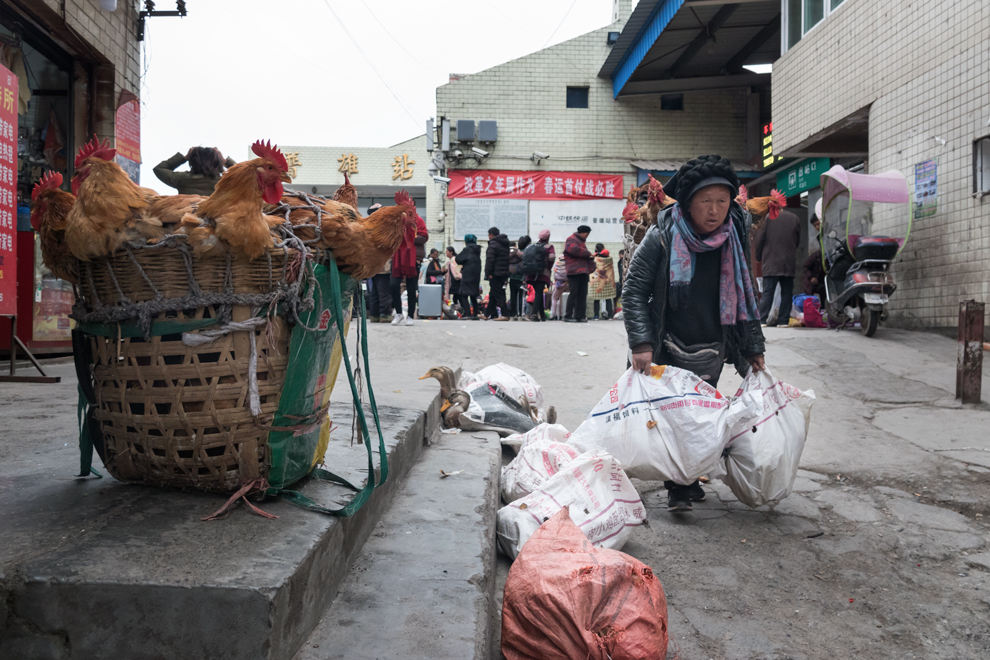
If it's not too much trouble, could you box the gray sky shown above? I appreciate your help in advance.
[138,0,626,186]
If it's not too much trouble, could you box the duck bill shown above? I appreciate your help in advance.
[440,400,452,413]
[418,373,431,380]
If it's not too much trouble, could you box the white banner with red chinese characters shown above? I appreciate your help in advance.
[529,199,626,243]
[447,169,623,201]
[0,64,17,316]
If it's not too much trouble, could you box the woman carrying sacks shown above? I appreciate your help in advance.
[622,154,767,513]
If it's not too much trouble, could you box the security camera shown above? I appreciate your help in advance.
[452,149,463,158]
[433,175,452,183]
[472,147,489,157]
[532,151,549,160]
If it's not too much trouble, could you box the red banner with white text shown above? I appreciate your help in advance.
[447,169,623,200]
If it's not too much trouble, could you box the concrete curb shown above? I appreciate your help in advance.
[292,430,503,660]
[0,396,444,660]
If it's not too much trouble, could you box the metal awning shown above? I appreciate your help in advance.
[631,159,761,175]
[601,0,780,98]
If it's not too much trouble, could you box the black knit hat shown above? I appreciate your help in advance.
[663,155,739,203]
[577,224,592,234]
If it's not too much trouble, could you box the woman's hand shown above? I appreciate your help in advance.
[747,354,766,372]
[631,350,653,374]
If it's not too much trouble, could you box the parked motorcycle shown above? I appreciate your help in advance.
[818,166,913,337]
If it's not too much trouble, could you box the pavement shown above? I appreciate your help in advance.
[355,316,990,660]
[3,316,990,659]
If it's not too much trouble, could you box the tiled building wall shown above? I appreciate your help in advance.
[432,17,752,249]
[773,0,990,331]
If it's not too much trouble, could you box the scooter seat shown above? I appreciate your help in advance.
[851,235,900,261]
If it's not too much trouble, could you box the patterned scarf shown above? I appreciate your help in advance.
[668,203,759,325]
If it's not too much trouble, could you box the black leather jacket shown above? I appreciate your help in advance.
[622,202,766,376]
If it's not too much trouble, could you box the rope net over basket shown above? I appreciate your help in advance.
[72,193,353,492]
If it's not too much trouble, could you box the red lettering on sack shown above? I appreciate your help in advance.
[317,309,331,331]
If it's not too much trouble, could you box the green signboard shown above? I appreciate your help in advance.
[776,158,830,197]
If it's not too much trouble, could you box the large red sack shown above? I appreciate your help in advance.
[501,507,668,660]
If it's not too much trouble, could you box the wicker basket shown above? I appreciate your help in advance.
[76,246,311,492]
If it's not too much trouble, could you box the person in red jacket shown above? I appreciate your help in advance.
[563,225,594,323]
[390,211,428,326]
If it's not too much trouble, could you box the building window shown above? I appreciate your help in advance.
[660,94,684,111]
[566,87,589,108]
[975,137,990,196]
[785,0,845,51]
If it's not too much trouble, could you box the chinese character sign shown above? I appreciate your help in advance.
[338,153,358,174]
[447,169,623,201]
[392,154,415,180]
[0,64,16,316]
[115,100,141,163]
[285,151,301,179]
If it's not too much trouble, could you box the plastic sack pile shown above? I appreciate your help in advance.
[501,508,668,660]
[569,366,760,485]
[497,448,646,559]
[718,369,815,507]
[453,363,551,436]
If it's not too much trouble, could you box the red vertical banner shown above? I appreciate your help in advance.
[0,63,17,317]
[115,100,141,163]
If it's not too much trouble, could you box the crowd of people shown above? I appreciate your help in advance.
[364,220,625,324]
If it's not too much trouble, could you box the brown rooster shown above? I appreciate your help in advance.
[318,191,418,280]
[331,172,358,209]
[182,140,291,259]
[64,136,169,260]
[30,171,77,283]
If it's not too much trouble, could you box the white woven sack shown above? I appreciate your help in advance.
[460,363,545,414]
[720,369,815,508]
[501,422,571,453]
[496,449,645,560]
[569,366,760,484]
[501,438,579,503]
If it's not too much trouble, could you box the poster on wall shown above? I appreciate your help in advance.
[0,64,17,317]
[115,99,141,184]
[529,199,626,244]
[914,159,937,218]
[454,198,528,240]
[447,170,624,201]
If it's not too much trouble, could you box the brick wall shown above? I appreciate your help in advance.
[29,0,142,146]
[432,15,751,251]
[773,0,990,331]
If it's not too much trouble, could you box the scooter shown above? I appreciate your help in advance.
[818,166,912,337]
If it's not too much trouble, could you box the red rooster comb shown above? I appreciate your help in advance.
[394,190,415,209]
[736,185,748,205]
[74,134,116,168]
[251,140,288,172]
[622,202,639,223]
[32,171,63,200]
[646,174,666,206]
[768,189,786,220]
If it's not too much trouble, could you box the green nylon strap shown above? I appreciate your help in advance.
[75,385,102,479]
[277,257,388,517]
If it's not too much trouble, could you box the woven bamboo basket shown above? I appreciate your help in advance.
[75,244,326,492]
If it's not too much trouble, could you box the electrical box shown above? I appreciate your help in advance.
[425,118,434,152]
[478,120,498,143]
[456,120,475,142]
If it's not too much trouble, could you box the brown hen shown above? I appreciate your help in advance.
[64,136,168,260]
[331,172,358,209]
[30,171,77,283]
[182,140,291,259]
